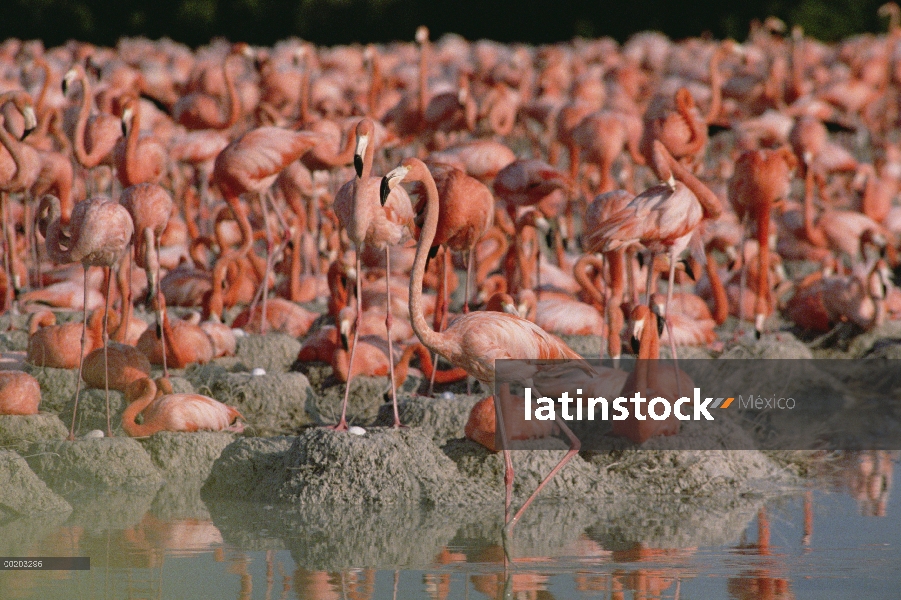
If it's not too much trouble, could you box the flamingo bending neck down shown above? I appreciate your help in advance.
[38,193,133,440]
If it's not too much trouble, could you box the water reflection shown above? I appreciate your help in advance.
[0,452,896,599]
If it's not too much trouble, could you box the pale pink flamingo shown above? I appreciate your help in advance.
[332,118,414,430]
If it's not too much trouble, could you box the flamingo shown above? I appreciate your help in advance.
[120,182,173,371]
[26,308,105,369]
[122,377,245,437]
[614,305,691,444]
[114,96,166,188]
[62,65,122,172]
[381,156,588,535]
[331,118,414,430]
[0,371,41,415]
[587,141,722,362]
[208,125,323,323]
[728,147,797,337]
[38,192,133,438]
[173,44,249,130]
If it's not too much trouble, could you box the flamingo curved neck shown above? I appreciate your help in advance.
[408,161,458,359]
[122,379,159,437]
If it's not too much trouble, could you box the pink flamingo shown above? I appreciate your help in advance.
[332,118,414,430]
[381,156,586,535]
[38,193,133,439]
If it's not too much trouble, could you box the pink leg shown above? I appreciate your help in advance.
[331,251,363,431]
[664,247,682,398]
[102,267,114,437]
[507,416,581,533]
[385,246,403,427]
[69,265,89,441]
[428,250,449,396]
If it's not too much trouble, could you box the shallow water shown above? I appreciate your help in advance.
[1,455,898,600]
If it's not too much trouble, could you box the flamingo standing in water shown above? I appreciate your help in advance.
[381,157,587,535]
[38,193,133,439]
[332,118,414,430]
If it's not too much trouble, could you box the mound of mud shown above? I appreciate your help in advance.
[25,366,78,414]
[0,413,68,453]
[307,376,390,427]
[187,364,315,434]
[279,428,468,506]
[139,431,236,480]
[374,393,482,444]
[202,436,295,501]
[25,437,163,497]
[0,450,71,518]
[235,333,302,373]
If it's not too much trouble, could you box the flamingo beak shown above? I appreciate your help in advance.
[631,335,641,355]
[339,319,351,351]
[21,106,37,140]
[380,165,409,206]
[62,69,77,95]
[121,107,132,137]
[354,133,369,178]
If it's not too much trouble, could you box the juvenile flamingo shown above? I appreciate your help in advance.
[381,157,586,534]
[38,193,133,439]
[332,118,414,430]
[122,377,245,437]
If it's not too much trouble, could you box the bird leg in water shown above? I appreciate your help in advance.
[385,245,404,427]
[331,250,363,431]
[69,264,90,440]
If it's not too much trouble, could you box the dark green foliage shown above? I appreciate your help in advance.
[0,0,895,47]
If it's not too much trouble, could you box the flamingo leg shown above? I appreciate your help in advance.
[152,240,169,378]
[69,264,89,440]
[385,245,403,427]
[103,265,113,437]
[737,211,750,335]
[1,193,15,313]
[259,193,273,334]
[465,249,473,394]
[507,415,580,532]
[644,250,655,306]
[664,246,683,398]
[428,249,449,396]
[332,250,363,431]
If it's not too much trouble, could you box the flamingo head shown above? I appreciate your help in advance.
[381,163,411,206]
[62,68,78,95]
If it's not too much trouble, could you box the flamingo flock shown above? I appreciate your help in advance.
[1,11,901,531]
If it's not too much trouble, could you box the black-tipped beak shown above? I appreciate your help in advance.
[155,322,162,339]
[682,259,696,281]
[354,154,364,178]
[636,253,645,268]
[379,176,391,205]
[656,314,665,336]
[61,80,68,95]
[754,328,762,340]
[340,332,349,351]
[630,336,640,355]
[121,122,128,137]
[20,127,35,141]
